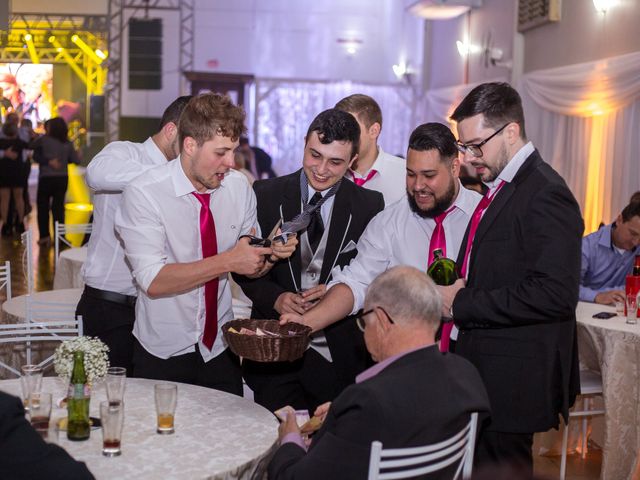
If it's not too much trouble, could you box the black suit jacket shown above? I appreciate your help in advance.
[268,346,491,480]
[235,170,384,384]
[0,391,95,479]
[452,150,583,433]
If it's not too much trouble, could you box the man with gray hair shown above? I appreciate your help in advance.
[269,266,490,479]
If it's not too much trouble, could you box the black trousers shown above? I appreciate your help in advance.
[36,176,67,240]
[243,348,340,412]
[132,340,243,396]
[475,430,534,476]
[75,287,136,375]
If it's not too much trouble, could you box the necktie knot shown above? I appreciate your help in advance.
[434,206,454,226]
[352,169,378,187]
[192,192,211,208]
[309,192,323,206]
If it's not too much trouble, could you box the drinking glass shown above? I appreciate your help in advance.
[154,383,177,434]
[20,365,43,412]
[105,367,127,405]
[29,392,52,439]
[627,293,638,325]
[615,300,625,316]
[100,401,125,457]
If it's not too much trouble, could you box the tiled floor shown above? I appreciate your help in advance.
[1,203,603,480]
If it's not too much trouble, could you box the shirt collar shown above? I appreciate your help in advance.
[598,224,614,250]
[144,136,170,165]
[171,155,221,198]
[307,184,328,199]
[452,180,481,217]
[356,345,434,383]
[484,141,535,190]
[351,146,388,178]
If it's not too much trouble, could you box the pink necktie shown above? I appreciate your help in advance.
[427,206,455,265]
[192,192,219,350]
[351,169,377,186]
[441,181,505,353]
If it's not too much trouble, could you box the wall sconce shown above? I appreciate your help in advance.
[337,37,363,57]
[593,0,618,13]
[392,61,415,84]
[456,39,480,57]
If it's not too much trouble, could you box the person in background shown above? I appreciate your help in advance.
[235,109,384,412]
[0,122,29,236]
[580,200,640,305]
[233,150,256,185]
[76,96,191,375]
[30,117,79,246]
[0,391,94,479]
[438,82,583,473]
[335,93,406,206]
[115,93,297,393]
[238,136,277,179]
[268,266,490,480]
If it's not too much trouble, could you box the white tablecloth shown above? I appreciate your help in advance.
[53,247,87,290]
[0,377,278,479]
[576,301,640,480]
[0,289,83,379]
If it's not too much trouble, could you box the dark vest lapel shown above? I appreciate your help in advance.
[282,171,303,287]
[320,181,352,283]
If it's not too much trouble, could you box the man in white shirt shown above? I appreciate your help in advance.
[114,93,297,394]
[335,94,406,206]
[280,123,481,345]
[76,95,191,374]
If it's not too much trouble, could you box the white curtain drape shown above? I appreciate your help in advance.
[254,79,416,175]
[521,51,640,233]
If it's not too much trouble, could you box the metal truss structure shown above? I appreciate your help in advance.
[107,0,194,141]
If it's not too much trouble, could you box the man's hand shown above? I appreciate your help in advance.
[275,292,307,315]
[437,278,466,316]
[270,231,298,262]
[277,406,301,443]
[280,312,305,326]
[4,146,17,160]
[300,285,326,307]
[594,290,625,306]
[313,402,331,423]
[49,158,63,170]
[226,230,272,276]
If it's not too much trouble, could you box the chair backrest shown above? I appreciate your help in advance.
[0,295,83,377]
[21,230,34,294]
[0,260,11,301]
[368,412,479,480]
[54,221,92,266]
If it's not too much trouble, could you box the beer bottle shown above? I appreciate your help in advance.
[633,255,640,276]
[67,351,90,441]
[427,248,459,286]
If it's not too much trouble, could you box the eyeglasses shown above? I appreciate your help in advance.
[355,307,395,332]
[455,123,509,158]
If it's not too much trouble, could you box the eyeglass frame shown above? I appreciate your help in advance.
[355,306,395,332]
[455,123,510,158]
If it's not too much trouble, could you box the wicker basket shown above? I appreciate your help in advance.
[223,319,312,362]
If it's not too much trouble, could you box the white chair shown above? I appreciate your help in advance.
[368,412,478,480]
[54,221,92,267]
[21,230,34,294]
[559,370,605,480]
[0,260,11,301]
[0,296,83,377]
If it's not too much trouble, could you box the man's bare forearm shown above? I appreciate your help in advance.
[147,254,231,298]
[303,283,355,332]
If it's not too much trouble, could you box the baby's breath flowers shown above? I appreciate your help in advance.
[54,336,110,383]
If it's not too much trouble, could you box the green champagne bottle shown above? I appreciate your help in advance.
[67,351,91,441]
[427,248,459,286]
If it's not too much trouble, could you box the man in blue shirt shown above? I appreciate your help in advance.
[580,201,640,304]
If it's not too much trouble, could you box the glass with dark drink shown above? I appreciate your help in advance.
[100,401,124,457]
[28,392,52,439]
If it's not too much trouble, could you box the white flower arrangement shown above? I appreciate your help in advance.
[54,336,110,383]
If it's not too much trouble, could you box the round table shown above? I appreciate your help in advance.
[1,289,83,380]
[0,377,278,479]
[2,288,83,323]
[53,247,88,290]
[576,301,640,480]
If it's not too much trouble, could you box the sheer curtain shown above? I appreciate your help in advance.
[521,51,640,233]
[254,79,416,175]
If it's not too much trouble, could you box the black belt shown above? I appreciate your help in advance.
[84,285,137,307]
